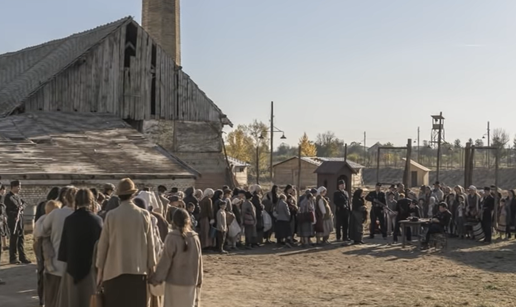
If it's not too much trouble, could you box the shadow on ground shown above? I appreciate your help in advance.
[341,236,516,273]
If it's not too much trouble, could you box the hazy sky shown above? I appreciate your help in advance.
[2,1,516,148]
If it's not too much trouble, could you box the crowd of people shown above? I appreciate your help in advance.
[0,177,515,306]
[366,181,515,248]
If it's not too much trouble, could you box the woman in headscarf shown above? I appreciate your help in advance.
[297,192,315,247]
[250,185,265,246]
[194,189,203,202]
[262,185,278,244]
[199,189,215,250]
[134,198,165,307]
[315,187,333,245]
[285,186,299,243]
[274,194,291,247]
[241,191,257,249]
[349,188,366,245]
[57,189,103,307]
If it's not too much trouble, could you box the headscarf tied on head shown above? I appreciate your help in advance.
[317,186,327,196]
[203,188,214,199]
[250,184,262,195]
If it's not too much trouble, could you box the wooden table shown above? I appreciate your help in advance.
[399,219,430,248]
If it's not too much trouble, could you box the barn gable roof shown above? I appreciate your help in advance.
[0,17,132,118]
[0,111,199,179]
[0,17,232,126]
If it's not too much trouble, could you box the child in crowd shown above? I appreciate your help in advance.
[187,203,198,231]
[216,201,228,254]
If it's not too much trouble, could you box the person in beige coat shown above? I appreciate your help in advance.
[96,178,156,307]
[150,208,203,307]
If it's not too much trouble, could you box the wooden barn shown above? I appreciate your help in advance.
[0,12,233,190]
[273,157,364,189]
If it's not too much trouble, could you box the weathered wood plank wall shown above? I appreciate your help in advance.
[23,21,226,124]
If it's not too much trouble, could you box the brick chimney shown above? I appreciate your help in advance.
[142,0,181,66]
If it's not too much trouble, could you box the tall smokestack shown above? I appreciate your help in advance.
[142,0,181,66]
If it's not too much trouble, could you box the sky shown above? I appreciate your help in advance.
[2,0,516,149]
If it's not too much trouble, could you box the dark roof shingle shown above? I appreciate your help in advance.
[0,111,198,178]
[0,17,132,117]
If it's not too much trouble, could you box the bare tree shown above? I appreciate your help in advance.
[492,128,509,148]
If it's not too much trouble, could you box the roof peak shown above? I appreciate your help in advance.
[0,16,133,59]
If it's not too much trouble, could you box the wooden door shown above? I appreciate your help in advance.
[411,171,418,187]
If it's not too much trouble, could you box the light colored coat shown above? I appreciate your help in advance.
[96,200,156,282]
[153,230,203,287]
[42,206,74,277]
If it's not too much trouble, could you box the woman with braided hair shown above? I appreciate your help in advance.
[150,208,203,307]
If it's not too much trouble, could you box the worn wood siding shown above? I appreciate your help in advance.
[273,159,318,188]
[24,28,123,114]
[174,121,222,152]
[174,151,228,189]
[23,22,226,124]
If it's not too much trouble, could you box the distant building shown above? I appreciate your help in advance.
[314,160,359,205]
[273,157,364,189]
[227,156,250,187]
[402,158,431,187]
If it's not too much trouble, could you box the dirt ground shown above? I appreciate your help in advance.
[1,234,516,307]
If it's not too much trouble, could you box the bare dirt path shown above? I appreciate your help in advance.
[1,236,516,307]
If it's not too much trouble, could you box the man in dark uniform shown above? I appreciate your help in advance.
[482,186,495,243]
[5,180,30,264]
[334,180,350,241]
[366,183,387,239]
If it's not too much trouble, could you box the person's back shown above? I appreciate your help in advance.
[150,208,202,307]
[156,229,202,286]
[97,201,155,281]
[43,206,74,275]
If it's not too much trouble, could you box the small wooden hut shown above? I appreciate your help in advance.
[314,160,358,204]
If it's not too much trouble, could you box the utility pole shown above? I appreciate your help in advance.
[363,131,367,166]
[417,126,420,163]
[487,121,490,167]
[487,121,491,146]
[256,144,260,184]
[270,101,274,183]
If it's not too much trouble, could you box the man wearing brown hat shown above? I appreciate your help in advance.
[96,178,156,307]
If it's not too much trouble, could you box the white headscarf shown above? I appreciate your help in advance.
[203,188,214,199]
[249,184,262,194]
[317,186,327,196]
[469,185,477,191]
[195,189,204,200]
